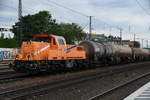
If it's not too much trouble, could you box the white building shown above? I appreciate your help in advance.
[0,27,14,38]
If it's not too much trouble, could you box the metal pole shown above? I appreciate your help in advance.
[0,28,1,36]
[146,40,148,48]
[129,25,131,34]
[18,0,22,20]
[133,34,136,47]
[18,0,22,44]
[119,28,122,45]
[109,27,112,36]
[147,40,149,48]
[89,16,92,40]
[141,39,144,48]
[133,34,136,42]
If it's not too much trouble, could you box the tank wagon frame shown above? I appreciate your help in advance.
[79,39,150,66]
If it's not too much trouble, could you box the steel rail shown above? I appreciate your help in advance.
[88,72,150,100]
[0,64,148,100]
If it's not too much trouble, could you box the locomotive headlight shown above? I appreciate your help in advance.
[15,54,22,60]
[15,55,19,60]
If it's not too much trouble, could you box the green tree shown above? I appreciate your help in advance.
[12,11,86,45]
[0,37,18,48]
[57,23,86,43]
[12,11,57,45]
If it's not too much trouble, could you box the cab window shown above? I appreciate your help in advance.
[33,37,51,43]
[58,39,65,45]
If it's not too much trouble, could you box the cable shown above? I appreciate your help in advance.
[0,4,31,15]
[1,0,122,34]
[0,4,17,10]
[46,0,88,17]
[135,0,150,16]
[44,0,119,32]
[40,1,88,28]
[94,17,120,31]
[81,21,89,30]
[0,17,17,21]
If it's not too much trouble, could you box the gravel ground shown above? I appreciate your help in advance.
[20,62,150,100]
[0,61,11,69]
[1,62,150,100]
[95,74,150,100]
[0,69,13,73]
[0,65,9,69]
[0,62,149,90]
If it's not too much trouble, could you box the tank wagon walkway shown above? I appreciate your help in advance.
[124,82,150,100]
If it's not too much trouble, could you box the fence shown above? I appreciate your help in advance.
[0,48,19,61]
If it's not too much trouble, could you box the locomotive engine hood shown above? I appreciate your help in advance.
[17,41,49,60]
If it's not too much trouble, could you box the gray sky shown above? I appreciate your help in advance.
[1,0,150,47]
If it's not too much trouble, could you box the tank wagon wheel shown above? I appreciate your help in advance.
[109,57,115,65]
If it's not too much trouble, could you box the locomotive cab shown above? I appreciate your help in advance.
[32,34,66,46]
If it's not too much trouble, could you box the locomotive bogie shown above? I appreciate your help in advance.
[12,59,86,73]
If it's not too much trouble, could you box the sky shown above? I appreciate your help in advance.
[1,0,150,47]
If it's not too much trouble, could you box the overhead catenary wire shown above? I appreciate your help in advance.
[93,17,121,32]
[45,0,121,34]
[40,0,91,31]
[0,4,17,10]
[2,0,120,30]
[82,21,89,30]
[0,4,31,15]
[135,0,150,16]
[46,0,88,17]
[1,0,121,37]
[46,0,120,29]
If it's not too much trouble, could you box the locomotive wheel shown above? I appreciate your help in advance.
[65,60,74,69]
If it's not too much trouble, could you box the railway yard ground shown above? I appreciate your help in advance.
[0,61,150,100]
[0,61,11,69]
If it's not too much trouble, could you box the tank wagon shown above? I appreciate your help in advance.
[79,38,150,66]
[80,40,132,66]
[132,48,150,61]
[10,34,150,73]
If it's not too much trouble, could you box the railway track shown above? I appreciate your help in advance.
[0,71,15,75]
[0,73,28,84]
[88,72,150,100]
[0,63,148,100]
[0,69,15,75]
[0,64,12,75]
[0,67,10,70]
[0,63,27,83]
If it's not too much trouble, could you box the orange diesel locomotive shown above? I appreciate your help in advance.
[11,34,86,72]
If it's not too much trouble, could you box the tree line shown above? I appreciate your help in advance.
[11,11,86,46]
[0,33,18,48]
